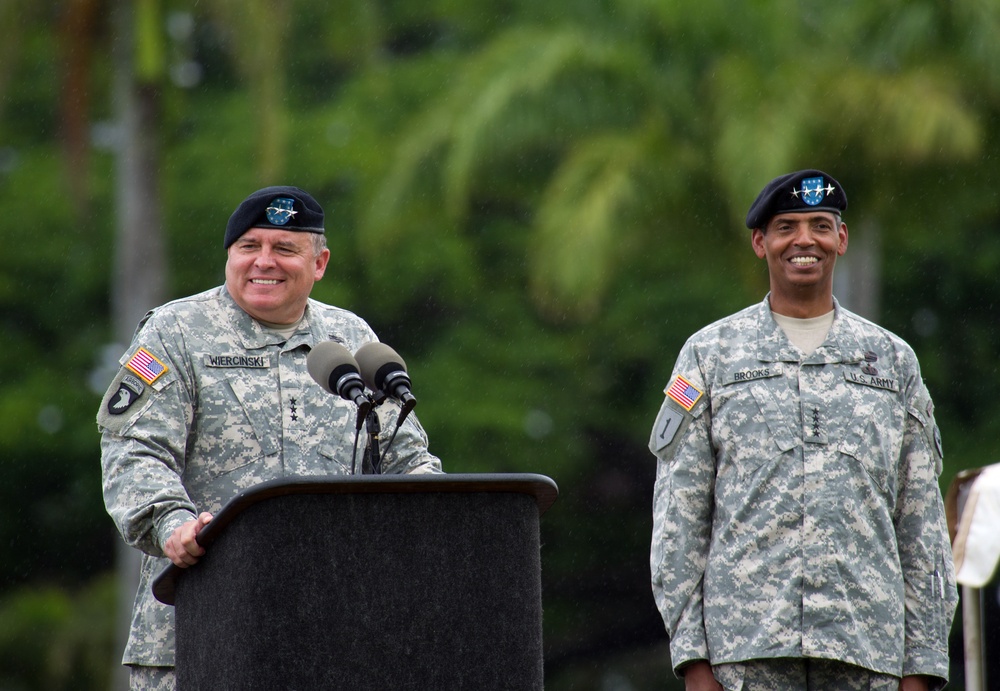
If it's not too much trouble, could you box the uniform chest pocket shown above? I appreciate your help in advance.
[189,377,279,481]
[712,379,797,477]
[837,377,903,496]
[314,393,364,472]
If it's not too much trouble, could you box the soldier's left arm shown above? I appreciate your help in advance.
[894,375,958,689]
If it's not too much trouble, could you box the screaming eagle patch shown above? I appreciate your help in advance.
[107,374,146,416]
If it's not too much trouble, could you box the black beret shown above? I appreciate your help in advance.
[224,186,325,249]
[745,169,847,229]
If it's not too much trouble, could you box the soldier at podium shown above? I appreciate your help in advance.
[98,186,442,690]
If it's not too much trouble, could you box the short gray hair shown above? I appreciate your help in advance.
[311,233,327,256]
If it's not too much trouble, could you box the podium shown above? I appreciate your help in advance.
[152,473,558,690]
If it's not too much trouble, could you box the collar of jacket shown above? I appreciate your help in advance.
[219,285,320,351]
[754,294,867,365]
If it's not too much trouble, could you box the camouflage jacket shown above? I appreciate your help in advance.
[98,286,442,666]
[649,296,957,687]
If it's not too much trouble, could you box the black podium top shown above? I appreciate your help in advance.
[152,472,558,605]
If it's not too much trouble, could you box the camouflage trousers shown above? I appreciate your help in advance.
[713,658,898,691]
[127,665,175,691]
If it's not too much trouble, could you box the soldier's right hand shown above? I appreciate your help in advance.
[164,512,213,568]
[683,661,723,691]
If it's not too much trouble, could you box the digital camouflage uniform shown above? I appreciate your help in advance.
[99,286,442,667]
[649,296,957,688]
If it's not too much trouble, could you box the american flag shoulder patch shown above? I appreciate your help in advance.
[125,347,169,385]
[665,374,703,411]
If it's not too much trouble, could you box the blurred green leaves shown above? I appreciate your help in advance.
[0,578,116,691]
[1,0,1000,687]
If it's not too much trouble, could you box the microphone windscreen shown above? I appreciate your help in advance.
[354,342,406,391]
[307,341,359,394]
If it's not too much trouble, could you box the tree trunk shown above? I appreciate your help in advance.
[110,0,167,687]
[834,217,881,321]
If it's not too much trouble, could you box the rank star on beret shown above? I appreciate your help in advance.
[224,185,325,249]
[745,169,847,229]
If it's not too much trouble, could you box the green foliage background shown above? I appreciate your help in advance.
[2,0,999,688]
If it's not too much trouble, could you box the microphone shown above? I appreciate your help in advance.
[306,342,372,423]
[354,342,417,423]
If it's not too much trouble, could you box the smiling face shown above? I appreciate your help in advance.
[751,211,848,317]
[225,228,330,324]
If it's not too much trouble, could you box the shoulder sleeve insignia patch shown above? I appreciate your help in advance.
[652,406,685,452]
[664,375,703,411]
[125,347,169,385]
[107,374,146,416]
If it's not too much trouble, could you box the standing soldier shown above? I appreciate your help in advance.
[650,170,957,690]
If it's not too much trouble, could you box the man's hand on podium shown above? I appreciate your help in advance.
[165,512,214,568]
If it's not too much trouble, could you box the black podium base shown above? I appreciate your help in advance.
[163,475,555,690]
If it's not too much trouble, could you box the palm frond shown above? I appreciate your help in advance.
[529,131,646,319]
[365,25,654,246]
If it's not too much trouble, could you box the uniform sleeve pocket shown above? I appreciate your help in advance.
[651,474,676,578]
